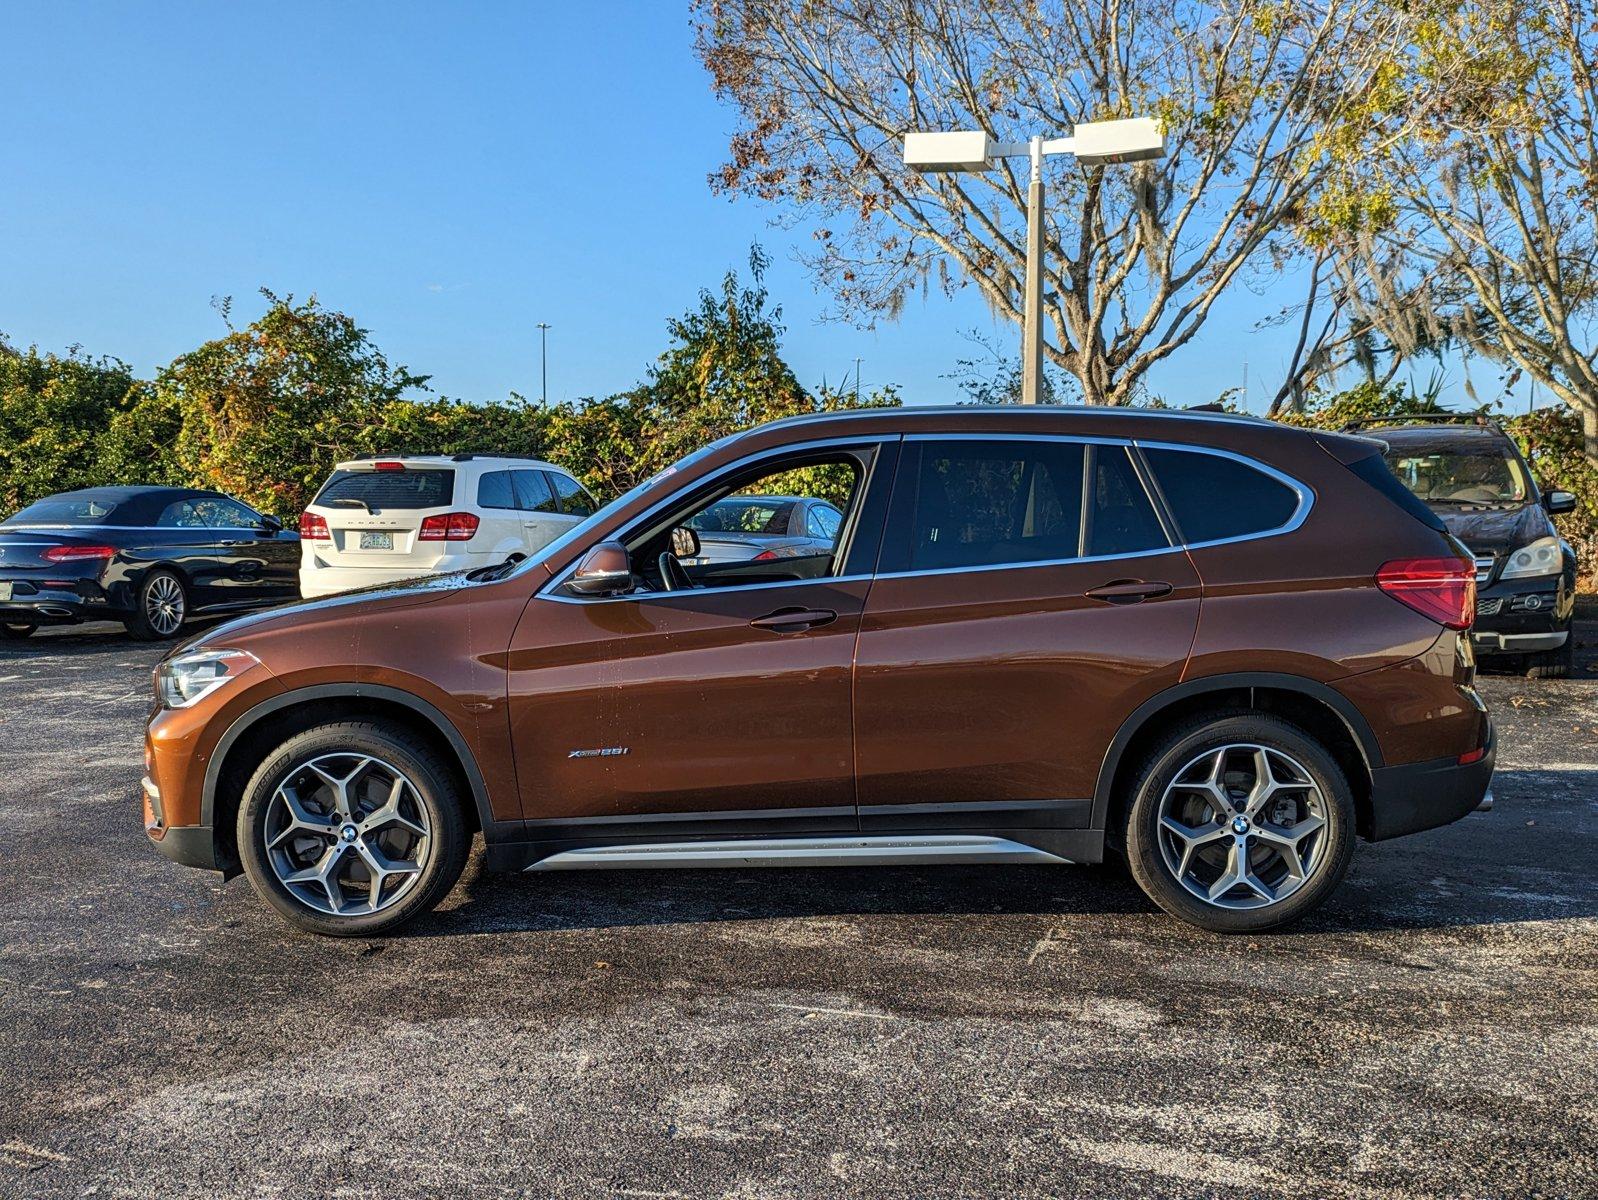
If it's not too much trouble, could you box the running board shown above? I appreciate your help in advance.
[524,834,1073,872]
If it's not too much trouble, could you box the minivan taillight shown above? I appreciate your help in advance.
[1376,557,1475,630]
[299,512,330,541]
[418,512,480,541]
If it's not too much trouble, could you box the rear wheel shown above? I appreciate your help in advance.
[237,721,469,936]
[123,570,187,640]
[0,623,35,640]
[1124,713,1355,934]
[1524,627,1575,679]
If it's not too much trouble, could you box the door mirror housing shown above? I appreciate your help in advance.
[1544,490,1576,515]
[670,526,701,559]
[565,541,634,596]
[259,514,285,533]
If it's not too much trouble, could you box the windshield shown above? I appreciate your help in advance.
[2,495,124,525]
[515,434,742,579]
[1382,448,1529,505]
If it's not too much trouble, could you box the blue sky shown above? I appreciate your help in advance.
[3,1,1502,412]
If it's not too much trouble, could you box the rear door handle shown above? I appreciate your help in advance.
[750,608,837,633]
[1085,579,1173,604]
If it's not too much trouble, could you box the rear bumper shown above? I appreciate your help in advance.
[299,562,470,598]
[0,587,123,627]
[1367,720,1495,841]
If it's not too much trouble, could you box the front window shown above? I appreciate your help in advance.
[1382,447,1529,505]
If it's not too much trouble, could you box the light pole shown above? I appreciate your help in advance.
[536,322,551,404]
[853,357,863,403]
[903,118,1166,405]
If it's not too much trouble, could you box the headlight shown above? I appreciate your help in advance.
[1498,535,1562,580]
[155,648,260,708]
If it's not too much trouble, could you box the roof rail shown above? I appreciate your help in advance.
[1340,413,1503,433]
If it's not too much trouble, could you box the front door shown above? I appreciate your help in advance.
[853,436,1201,834]
[503,439,896,840]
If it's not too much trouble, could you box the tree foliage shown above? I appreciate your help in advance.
[695,0,1421,405]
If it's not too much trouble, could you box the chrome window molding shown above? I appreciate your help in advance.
[540,572,876,606]
[536,435,893,604]
[1132,438,1314,550]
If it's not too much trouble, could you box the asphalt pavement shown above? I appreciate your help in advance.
[1,617,1595,1199]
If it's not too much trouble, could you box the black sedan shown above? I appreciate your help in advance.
[0,486,300,641]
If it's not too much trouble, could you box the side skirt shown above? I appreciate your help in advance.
[488,829,1105,873]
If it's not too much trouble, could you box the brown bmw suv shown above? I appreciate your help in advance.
[142,406,1492,935]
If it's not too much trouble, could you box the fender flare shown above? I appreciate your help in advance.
[1090,671,1384,830]
[201,683,501,836]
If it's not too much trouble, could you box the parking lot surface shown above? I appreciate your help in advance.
[2,618,1595,1199]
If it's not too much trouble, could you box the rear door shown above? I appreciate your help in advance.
[853,436,1201,836]
[512,470,579,550]
[310,465,457,573]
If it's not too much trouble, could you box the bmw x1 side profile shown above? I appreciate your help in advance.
[141,406,1494,936]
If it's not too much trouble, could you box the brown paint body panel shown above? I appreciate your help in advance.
[854,549,1202,817]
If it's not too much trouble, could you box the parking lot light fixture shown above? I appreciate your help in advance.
[902,118,1166,405]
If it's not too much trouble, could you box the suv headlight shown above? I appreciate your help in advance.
[1498,535,1563,581]
[155,648,261,708]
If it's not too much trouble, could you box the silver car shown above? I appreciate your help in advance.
[683,494,844,563]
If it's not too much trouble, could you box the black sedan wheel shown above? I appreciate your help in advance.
[123,570,188,641]
[0,623,36,640]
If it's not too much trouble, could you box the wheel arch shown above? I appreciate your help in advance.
[1094,673,1383,844]
[202,684,499,876]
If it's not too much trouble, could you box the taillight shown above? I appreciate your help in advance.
[1376,557,1475,630]
[42,544,116,563]
[299,512,330,541]
[418,512,480,541]
[373,461,406,472]
[751,549,778,562]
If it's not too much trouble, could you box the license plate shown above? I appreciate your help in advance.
[359,532,393,551]
[0,582,11,601]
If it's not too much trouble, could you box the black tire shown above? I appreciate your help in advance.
[237,721,469,937]
[1524,628,1574,679]
[0,623,36,640]
[123,569,188,641]
[1124,712,1356,934]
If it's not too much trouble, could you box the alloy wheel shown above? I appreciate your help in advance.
[144,575,185,636]
[264,753,432,917]
[1155,743,1329,910]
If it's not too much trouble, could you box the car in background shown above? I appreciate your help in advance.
[1349,415,1579,677]
[682,493,845,564]
[0,486,299,640]
[298,454,598,598]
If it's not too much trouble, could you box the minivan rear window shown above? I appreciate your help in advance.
[316,468,455,510]
[1143,448,1300,544]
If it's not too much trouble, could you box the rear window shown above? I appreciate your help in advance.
[1344,452,1446,531]
[1143,448,1300,544]
[3,496,125,525]
[315,468,455,510]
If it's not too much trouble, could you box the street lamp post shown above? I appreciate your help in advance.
[903,118,1166,405]
[536,322,551,404]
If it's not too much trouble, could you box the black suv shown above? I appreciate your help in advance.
[1350,416,1578,677]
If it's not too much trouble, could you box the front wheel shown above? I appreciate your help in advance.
[237,722,469,936]
[1524,627,1575,679]
[1124,713,1355,934]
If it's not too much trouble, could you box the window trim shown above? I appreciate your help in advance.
[870,432,1311,580]
[537,436,892,605]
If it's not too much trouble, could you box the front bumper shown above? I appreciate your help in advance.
[142,772,221,870]
[1471,575,1572,655]
[1367,720,1496,841]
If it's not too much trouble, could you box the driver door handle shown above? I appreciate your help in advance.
[750,608,837,633]
[1084,579,1173,604]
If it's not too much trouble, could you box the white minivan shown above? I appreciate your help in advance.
[298,455,597,598]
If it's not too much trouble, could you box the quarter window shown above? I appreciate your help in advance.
[1143,448,1300,544]
[477,471,517,510]
[909,440,1085,571]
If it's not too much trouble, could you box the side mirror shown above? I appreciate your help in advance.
[565,541,634,596]
[671,526,701,559]
[260,514,284,533]
[1544,490,1576,515]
